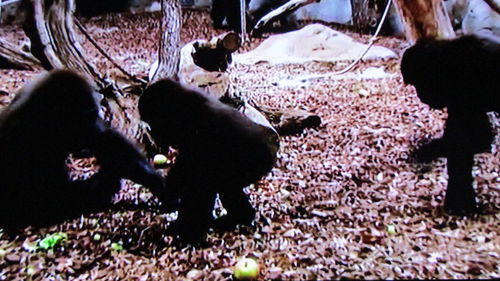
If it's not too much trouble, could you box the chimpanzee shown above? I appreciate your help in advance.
[401,34,500,215]
[138,79,278,243]
[75,0,134,18]
[0,70,164,230]
[211,0,249,32]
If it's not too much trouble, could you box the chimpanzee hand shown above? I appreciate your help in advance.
[92,126,164,194]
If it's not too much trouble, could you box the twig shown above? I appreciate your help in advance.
[0,0,22,7]
[483,0,500,15]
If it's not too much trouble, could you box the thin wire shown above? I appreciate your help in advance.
[302,0,393,81]
[240,0,247,42]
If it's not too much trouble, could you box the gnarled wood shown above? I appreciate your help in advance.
[22,0,141,138]
[254,105,321,136]
[0,38,41,70]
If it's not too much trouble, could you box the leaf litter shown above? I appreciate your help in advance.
[0,9,499,281]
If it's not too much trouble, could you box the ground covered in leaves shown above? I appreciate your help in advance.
[1,9,499,281]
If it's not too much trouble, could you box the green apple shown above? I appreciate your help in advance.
[110,242,123,251]
[38,232,67,250]
[93,233,102,241]
[386,224,397,235]
[153,154,168,166]
[234,257,259,280]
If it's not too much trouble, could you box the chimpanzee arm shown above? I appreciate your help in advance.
[90,123,165,196]
[444,108,493,155]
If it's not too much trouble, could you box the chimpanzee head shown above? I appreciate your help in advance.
[401,39,449,109]
[8,70,103,150]
[139,78,209,148]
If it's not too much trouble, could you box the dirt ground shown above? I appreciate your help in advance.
[0,9,499,281]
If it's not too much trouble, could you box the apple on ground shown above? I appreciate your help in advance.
[234,257,260,280]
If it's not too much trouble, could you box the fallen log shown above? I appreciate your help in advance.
[178,32,321,137]
[178,32,241,99]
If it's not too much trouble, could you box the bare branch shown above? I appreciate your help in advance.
[483,0,500,15]
[253,0,319,33]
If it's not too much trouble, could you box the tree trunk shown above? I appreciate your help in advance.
[350,0,387,32]
[22,0,143,138]
[149,0,182,84]
[392,0,455,43]
[23,0,107,87]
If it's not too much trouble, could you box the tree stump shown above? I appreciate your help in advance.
[392,0,455,43]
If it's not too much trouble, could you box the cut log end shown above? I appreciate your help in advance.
[221,32,241,52]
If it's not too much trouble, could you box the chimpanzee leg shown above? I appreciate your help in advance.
[444,152,479,215]
[11,171,122,229]
[442,111,491,214]
[213,188,255,231]
[59,170,122,218]
[413,138,447,162]
[169,182,217,243]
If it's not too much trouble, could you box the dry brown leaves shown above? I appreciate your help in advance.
[0,10,499,281]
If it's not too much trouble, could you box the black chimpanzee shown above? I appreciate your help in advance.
[75,0,132,18]
[211,0,246,31]
[138,79,278,243]
[0,70,164,230]
[401,34,500,215]
[211,0,288,33]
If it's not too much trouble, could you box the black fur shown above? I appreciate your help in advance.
[139,79,278,243]
[0,70,163,229]
[191,41,233,72]
[75,0,132,18]
[211,0,252,32]
[401,34,500,214]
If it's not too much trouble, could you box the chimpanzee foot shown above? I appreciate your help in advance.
[211,212,255,232]
[443,193,480,216]
[166,219,209,246]
[155,188,181,213]
[411,142,445,163]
